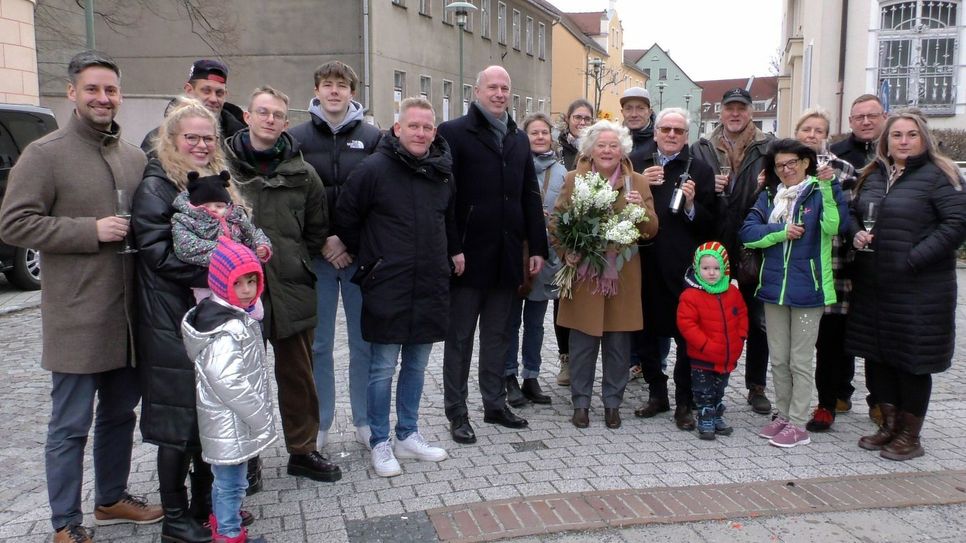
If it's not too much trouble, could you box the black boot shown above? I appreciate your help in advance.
[188,460,213,524]
[246,456,263,496]
[521,378,552,404]
[505,375,528,408]
[158,447,211,543]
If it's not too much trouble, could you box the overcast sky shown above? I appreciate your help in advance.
[546,0,783,81]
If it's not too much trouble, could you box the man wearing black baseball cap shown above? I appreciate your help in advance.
[693,86,774,417]
[140,59,246,154]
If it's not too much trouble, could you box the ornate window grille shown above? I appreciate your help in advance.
[877,0,959,115]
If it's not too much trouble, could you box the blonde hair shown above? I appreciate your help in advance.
[794,107,831,135]
[155,97,229,191]
[859,109,963,190]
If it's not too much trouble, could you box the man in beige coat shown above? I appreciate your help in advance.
[0,51,161,543]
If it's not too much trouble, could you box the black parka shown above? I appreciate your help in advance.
[226,131,329,340]
[132,159,209,450]
[288,110,381,217]
[846,155,966,374]
[830,133,876,172]
[436,103,548,289]
[558,131,579,171]
[335,130,458,344]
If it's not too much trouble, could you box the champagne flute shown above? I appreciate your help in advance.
[115,189,137,254]
[816,140,831,170]
[717,165,731,197]
[650,152,664,185]
[859,201,877,252]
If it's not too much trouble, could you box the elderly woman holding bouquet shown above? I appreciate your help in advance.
[550,120,659,429]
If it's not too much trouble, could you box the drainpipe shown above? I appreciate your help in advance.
[363,0,372,114]
[836,0,849,134]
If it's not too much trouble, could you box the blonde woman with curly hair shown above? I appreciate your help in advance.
[132,97,251,542]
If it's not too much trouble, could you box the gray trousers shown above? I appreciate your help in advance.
[46,366,140,530]
[443,286,515,419]
[569,329,631,409]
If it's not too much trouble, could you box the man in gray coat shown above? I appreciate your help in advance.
[0,51,161,543]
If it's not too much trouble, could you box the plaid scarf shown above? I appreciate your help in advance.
[715,120,759,173]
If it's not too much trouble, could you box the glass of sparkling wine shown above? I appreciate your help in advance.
[115,189,137,254]
[859,201,877,252]
[816,140,831,170]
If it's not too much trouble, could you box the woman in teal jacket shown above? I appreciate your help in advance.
[739,138,846,449]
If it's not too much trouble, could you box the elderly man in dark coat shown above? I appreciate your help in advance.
[437,65,549,444]
[0,51,161,543]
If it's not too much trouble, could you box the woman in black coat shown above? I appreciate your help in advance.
[848,110,966,461]
[556,99,594,171]
[133,98,235,542]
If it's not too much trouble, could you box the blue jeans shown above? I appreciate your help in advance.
[311,257,372,430]
[504,297,548,379]
[368,343,433,449]
[211,463,248,538]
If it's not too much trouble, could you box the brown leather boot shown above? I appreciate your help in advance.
[881,412,925,461]
[858,403,897,451]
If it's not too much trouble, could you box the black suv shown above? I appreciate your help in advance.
[0,104,58,290]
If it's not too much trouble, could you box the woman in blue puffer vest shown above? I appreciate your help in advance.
[739,138,847,449]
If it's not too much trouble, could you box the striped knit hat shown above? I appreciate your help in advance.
[208,237,264,309]
[692,241,731,294]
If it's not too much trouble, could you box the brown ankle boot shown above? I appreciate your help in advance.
[858,403,897,451]
[881,412,925,461]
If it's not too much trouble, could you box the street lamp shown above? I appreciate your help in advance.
[702,101,712,135]
[588,57,603,114]
[683,93,693,134]
[656,81,667,110]
[446,2,478,91]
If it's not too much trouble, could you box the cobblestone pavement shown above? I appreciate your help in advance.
[1,270,965,542]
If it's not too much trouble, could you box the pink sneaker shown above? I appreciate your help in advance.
[769,423,811,448]
[758,416,788,439]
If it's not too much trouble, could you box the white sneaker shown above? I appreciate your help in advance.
[355,425,372,450]
[393,432,449,462]
[316,430,328,450]
[371,441,402,477]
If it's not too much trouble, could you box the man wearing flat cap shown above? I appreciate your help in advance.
[620,87,655,157]
[140,59,246,154]
[693,87,774,417]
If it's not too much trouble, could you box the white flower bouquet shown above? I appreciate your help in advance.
[551,172,648,298]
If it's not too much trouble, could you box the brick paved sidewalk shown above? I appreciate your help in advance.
[1,269,965,542]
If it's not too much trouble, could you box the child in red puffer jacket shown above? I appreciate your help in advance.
[677,242,748,440]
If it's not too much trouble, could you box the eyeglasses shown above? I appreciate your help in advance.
[850,113,884,123]
[774,158,801,171]
[571,114,593,124]
[252,108,287,122]
[181,133,216,147]
[657,126,688,135]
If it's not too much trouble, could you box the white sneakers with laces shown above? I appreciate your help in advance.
[393,432,449,462]
[371,441,401,477]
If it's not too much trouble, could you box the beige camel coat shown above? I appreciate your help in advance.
[0,113,146,373]
[551,156,659,337]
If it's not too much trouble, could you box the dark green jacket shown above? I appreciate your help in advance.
[226,130,328,339]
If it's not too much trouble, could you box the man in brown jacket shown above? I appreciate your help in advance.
[0,51,161,543]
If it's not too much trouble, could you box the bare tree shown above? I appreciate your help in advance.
[34,0,237,88]
[768,47,784,76]
[586,63,629,117]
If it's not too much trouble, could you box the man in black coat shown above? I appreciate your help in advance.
[630,108,716,430]
[692,87,774,416]
[830,94,886,172]
[139,59,246,155]
[436,65,548,444]
[336,97,464,476]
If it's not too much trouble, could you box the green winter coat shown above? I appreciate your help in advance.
[226,131,328,339]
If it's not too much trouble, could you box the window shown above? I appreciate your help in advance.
[537,99,545,112]
[659,68,667,80]
[525,16,533,55]
[420,75,431,100]
[442,80,453,122]
[878,0,958,114]
[481,0,491,38]
[512,9,521,50]
[512,94,520,120]
[643,68,650,79]
[419,0,429,15]
[393,70,406,122]
[537,22,546,59]
[497,2,507,44]
[442,0,453,24]
[465,10,473,31]
[392,0,405,6]
[463,84,472,115]
[525,97,533,116]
